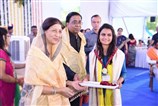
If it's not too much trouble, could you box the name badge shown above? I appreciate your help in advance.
[102,74,110,81]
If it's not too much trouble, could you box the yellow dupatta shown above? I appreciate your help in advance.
[97,60,113,106]
[61,27,87,79]
[24,35,70,106]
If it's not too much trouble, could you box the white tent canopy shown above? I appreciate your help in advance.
[110,0,157,17]
[41,0,157,42]
[80,0,157,42]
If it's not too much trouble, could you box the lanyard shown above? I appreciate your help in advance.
[94,48,117,68]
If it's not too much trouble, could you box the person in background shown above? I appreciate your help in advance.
[151,26,158,45]
[28,25,38,44]
[116,28,128,54]
[88,23,127,106]
[8,24,13,36]
[61,12,88,106]
[147,39,158,81]
[85,28,90,33]
[127,33,137,67]
[137,39,145,47]
[147,36,152,48]
[0,27,23,106]
[85,14,101,56]
[80,29,85,34]
[84,14,101,74]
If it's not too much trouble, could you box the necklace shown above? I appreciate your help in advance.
[94,48,118,81]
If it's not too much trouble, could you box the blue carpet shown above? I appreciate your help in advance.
[83,67,158,106]
[122,67,158,106]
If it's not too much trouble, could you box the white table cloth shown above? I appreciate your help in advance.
[135,47,149,68]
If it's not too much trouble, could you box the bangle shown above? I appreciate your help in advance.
[15,78,18,83]
[51,87,56,95]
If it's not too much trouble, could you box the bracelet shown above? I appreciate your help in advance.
[15,78,18,83]
[51,87,56,95]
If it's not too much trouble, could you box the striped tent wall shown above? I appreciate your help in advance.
[0,0,43,36]
[31,0,43,33]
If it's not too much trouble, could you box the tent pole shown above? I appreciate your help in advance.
[122,17,129,35]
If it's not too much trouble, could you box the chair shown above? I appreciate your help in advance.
[148,63,155,91]
[146,56,156,92]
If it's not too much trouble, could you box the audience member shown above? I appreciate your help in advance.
[116,28,128,54]
[151,26,158,45]
[127,33,137,67]
[137,39,145,47]
[28,25,37,44]
[0,27,23,106]
[147,39,158,81]
[147,36,152,48]
[80,29,85,34]
[85,28,90,33]
[88,23,127,106]
[61,12,88,106]
[8,24,13,36]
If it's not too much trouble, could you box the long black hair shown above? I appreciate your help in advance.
[0,27,11,56]
[97,23,116,63]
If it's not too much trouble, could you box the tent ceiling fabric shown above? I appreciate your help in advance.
[110,0,158,17]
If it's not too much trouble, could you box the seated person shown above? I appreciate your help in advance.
[147,40,158,81]
[137,40,145,47]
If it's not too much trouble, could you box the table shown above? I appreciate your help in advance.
[135,47,149,68]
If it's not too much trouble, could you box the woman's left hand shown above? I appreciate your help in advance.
[116,77,124,89]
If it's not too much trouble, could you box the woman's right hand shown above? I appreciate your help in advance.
[57,87,75,98]
[17,77,24,86]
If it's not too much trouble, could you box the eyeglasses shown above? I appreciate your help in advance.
[70,20,83,25]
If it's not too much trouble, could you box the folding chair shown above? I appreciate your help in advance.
[146,56,156,91]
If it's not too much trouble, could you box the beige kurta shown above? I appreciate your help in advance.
[23,35,70,106]
[89,48,125,106]
[61,27,87,79]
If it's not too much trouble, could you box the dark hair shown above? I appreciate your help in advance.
[31,25,37,29]
[80,29,85,33]
[128,33,134,40]
[97,23,116,63]
[91,14,100,20]
[8,25,13,30]
[42,17,63,31]
[117,27,123,32]
[66,12,82,23]
[153,39,158,46]
[0,27,11,56]
[0,27,7,49]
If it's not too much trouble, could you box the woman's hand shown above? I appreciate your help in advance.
[66,80,87,92]
[82,74,89,81]
[73,74,80,81]
[17,77,24,86]
[116,77,124,89]
[57,87,75,98]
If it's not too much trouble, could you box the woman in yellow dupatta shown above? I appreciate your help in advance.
[89,23,127,106]
[19,17,76,106]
